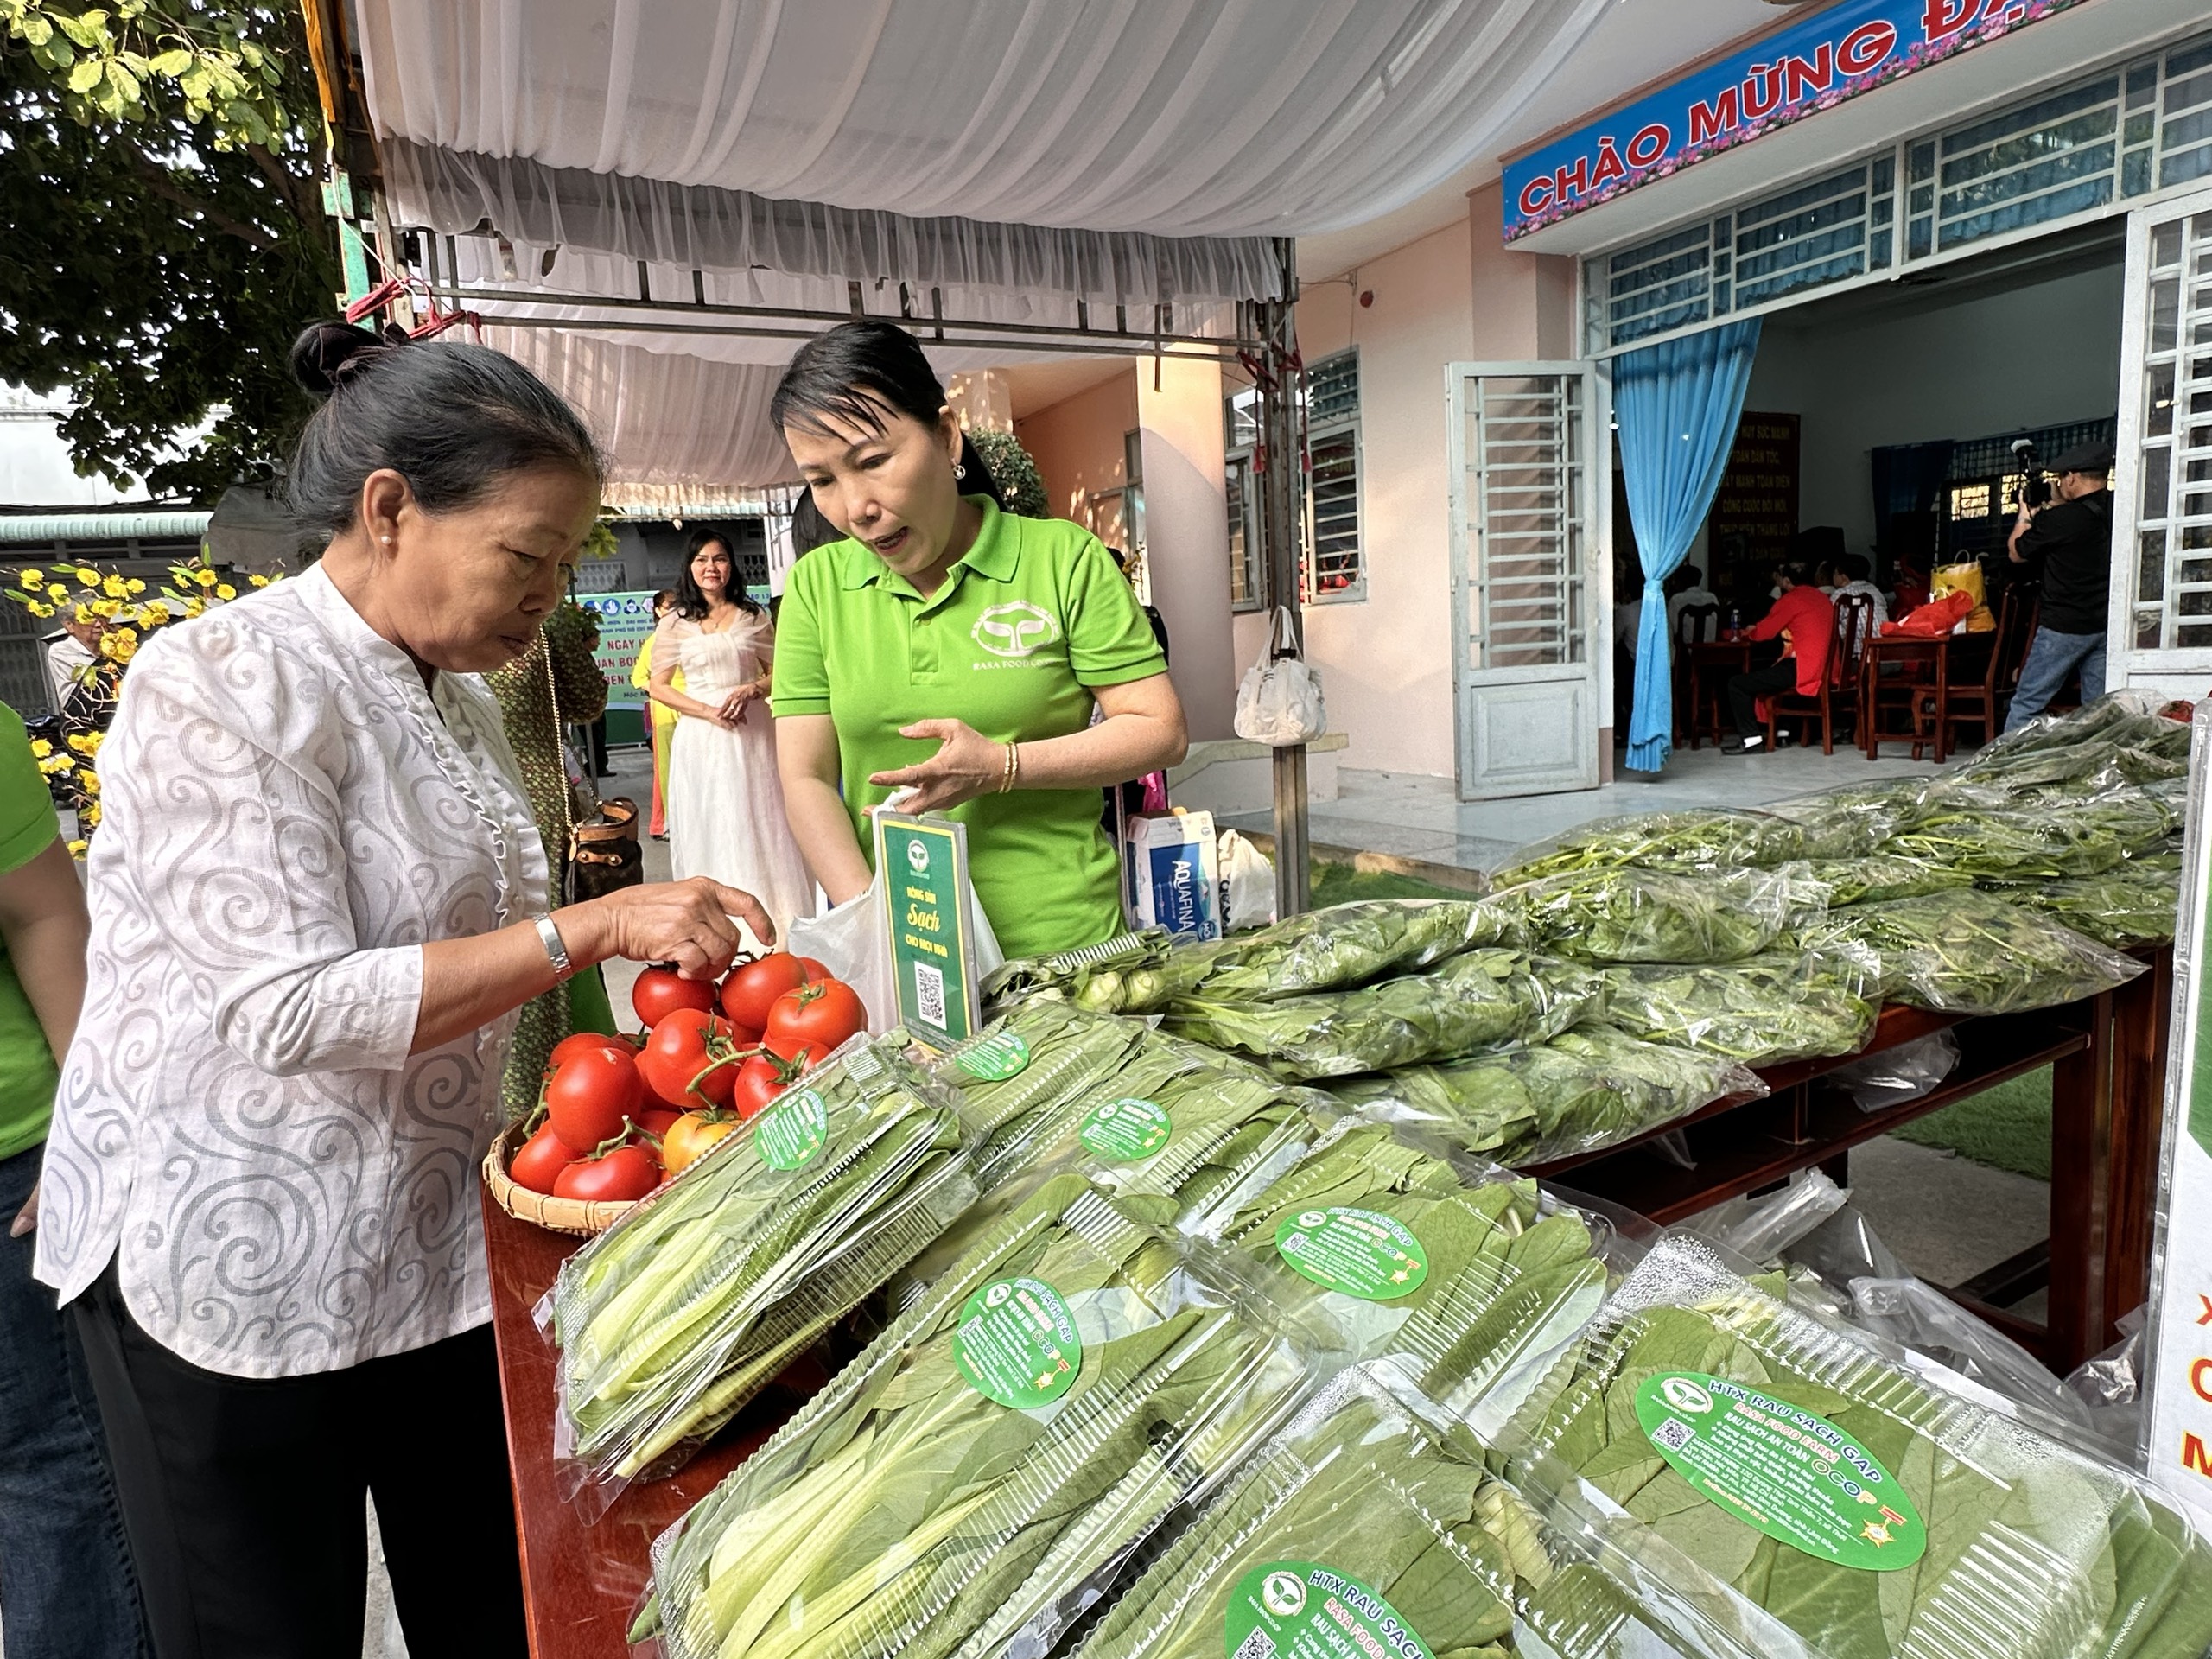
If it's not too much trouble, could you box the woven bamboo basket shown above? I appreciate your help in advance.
[482,1116,641,1236]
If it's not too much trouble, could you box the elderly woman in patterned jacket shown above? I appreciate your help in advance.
[31,321,773,1659]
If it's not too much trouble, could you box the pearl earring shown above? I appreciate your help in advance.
[382,536,394,545]
[954,463,967,480]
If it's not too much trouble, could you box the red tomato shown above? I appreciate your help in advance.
[732,1051,796,1119]
[552,1143,660,1203]
[508,1123,581,1195]
[632,965,717,1030]
[632,1106,684,1139]
[637,1005,747,1110]
[799,957,833,983]
[545,1045,645,1152]
[550,1031,632,1069]
[764,979,867,1063]
[720,953,810,1032]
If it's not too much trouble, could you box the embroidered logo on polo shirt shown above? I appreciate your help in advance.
[971,601,1060,659]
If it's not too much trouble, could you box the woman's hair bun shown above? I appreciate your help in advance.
[290,319,406,397]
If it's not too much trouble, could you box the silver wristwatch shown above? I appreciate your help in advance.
[533,913,574,978]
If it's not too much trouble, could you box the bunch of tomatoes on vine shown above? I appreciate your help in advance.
[504,953,868,1206]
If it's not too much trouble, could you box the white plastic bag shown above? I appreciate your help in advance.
[1233,607,1326,746]
[1217,829,1275,932]
[785,871,1004,1036]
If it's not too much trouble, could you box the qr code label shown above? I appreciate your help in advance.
[915,961,947,1029]
[1232,1632,1276,1659]
[1652,1417,1694,1452]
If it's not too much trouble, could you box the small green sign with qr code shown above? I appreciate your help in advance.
[874,812,981,1052]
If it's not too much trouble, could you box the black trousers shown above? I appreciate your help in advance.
[1726,658,1799,738]
[69,1263,526,1659]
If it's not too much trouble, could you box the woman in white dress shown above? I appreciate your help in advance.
[649,531,815,944]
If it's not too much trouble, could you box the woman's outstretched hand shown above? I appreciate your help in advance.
[868,719,1006,814]
[562,877,774,980]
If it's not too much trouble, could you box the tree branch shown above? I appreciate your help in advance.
[243,139,319,230]
[126,152,277,250]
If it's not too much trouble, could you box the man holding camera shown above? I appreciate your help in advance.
[2003,437,2113,731]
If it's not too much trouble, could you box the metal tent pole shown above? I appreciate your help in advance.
[1255,245,1310,919]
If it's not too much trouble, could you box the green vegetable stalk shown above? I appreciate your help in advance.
[1985,864,2180,950]
[549,1041,976,1497]
[1486,865,1819,964]
[1162,950,1607,1081]
[1799,889,2146,1017]
[1766,780,1936,860]
[1079,1365,1667,1659]
[1794,856,1971,908]
[1498,1236,2212,1659]
[1597,952,1877,1066]
[1204,1122,1615,1417]
[641,1176,1317,1659]
[1330,1024,1765,1168]
[935,1000,1149,1142]
[1886,798,2158,880]
[1492,810,1808,888]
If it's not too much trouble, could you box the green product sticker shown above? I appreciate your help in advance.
[952,1276,1081,1408]
[1077,1096,1173,1162]
[1224,1562,1432,1659]
[1632,1370,1927,1572]
[1273,1206,1429,1300]
[754,1089,828,1171]
[957,1029,1031,1082]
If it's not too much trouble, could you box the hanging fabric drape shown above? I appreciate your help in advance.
[1617,318,1762,774]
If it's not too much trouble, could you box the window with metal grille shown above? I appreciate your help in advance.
[1219,352,1365,606]
[1224,450,1261,609]
[2128,207,2212,651]
[1586,28,2212,353]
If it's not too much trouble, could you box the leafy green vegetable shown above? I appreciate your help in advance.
[1799,889,2146,1016]
[1986,864,2180,950]
[1487,865,1819,963]
[1795,856,1972,908]
[1080,1366,1668,1659]
[1330,1024,1765,1167]
[642,1177,1316,1659]
[1765,781,1937,859]
[1886,801,2143,880]
[1493,810,1808,888]
[1969,695,2191,771]
[1162,950,1607,1080]
[1596,952,1877,1066]
[1205,1122,1614,1414]
[550,1042,976,1495]
[935,1000,1148,1141]
[1500,1236,2212,1659]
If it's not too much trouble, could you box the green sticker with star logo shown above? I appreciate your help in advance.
[1272,1206,1428,1300]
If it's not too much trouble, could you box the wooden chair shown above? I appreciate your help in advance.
[1940,585,2037,752]
[1863,634,1950,762]
[1765,592,1874,756]
[1673,602,1722,746]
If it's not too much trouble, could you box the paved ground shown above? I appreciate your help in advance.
[1228,742,1955,874]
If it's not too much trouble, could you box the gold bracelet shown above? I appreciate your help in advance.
[999,741,1019,793]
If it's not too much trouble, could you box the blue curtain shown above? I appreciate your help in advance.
[1618,319,1763,773]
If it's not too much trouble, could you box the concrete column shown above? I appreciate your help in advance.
[1465,181,1577,359]
[1135,356,1238,741]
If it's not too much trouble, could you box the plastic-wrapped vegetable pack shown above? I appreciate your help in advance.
[1798,889,2145,1016]
[1327,1025,1765,1169]
[1496,1236,2212,1659]
[1764,782,1936,860]
[937,999,1151,1146]
[1492,810,1809,889]
[1163,949,1608,1081]
[1485,865,1821,965]
[1966,692,2191,772]
[546,1040,976,1507]
[1792,857,1970,909]
[1078,1363,1690,1659]
[638,1175,1324,1659]
[1198,1122,1631,1421]
[1597,953,1878,1067]
[985,899,1522,1017]
[1886,801,2145,880]
[1986,863,2181,950]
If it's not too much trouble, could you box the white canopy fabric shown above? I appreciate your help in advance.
[358,0,1615,240]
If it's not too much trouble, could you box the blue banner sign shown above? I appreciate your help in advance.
[1502,0,2082,242]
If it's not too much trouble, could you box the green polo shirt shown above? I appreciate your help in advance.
[0,704,62,1162]
[773,499,1167,960]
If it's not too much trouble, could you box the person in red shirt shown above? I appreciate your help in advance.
[1724,560,1835,753]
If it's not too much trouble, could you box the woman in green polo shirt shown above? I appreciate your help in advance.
[770,321,1188,960]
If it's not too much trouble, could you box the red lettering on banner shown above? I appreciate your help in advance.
[2198,1294,2212,1325]
[2194,1357,2212,1405]
[1783,43,1834,103]
[1742,62,1784,119]
[1627,124,1670,167]
[1590,137,1628,190]
[1689,87,1740,145]
[1923,0,1980,42]
[2185,1434,2212,1478]
[1519,177,1553,216]
[1554,156,1591,203]
[1840,21,1898,74]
